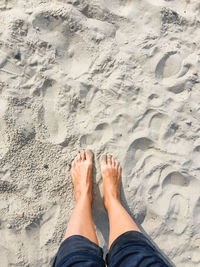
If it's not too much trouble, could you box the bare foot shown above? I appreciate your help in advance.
[100,154,121,210]
[71,150,93,203]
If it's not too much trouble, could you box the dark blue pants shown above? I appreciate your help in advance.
[53,231,171,267]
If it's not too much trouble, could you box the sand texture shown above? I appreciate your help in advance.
[0,0,200,266]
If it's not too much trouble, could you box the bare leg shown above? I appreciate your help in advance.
[63,151,98,245]
[101,154,140,248]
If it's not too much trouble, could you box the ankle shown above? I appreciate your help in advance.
[104,195,120,211]
[75,190,92,205]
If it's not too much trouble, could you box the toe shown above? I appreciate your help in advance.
[107,154,112,165]
[72,155,77,164]
[112,157,117,167]
[117,162,121,169]
[117,164,122,176]
[75,153,81,162]
[86,150,93,161]
[81,151,86,160]
[72,159,75,167]
[101,155,107,165]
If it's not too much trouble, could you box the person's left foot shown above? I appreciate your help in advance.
[71,150,93,203]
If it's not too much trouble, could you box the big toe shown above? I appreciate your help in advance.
[101,155,107,166]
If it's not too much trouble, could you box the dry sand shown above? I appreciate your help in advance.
[0,0,200,266]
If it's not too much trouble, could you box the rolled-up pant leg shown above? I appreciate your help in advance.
[106,231,172,267]
[53,235,105,267]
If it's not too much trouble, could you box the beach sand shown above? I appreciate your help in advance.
[0,0,200,266]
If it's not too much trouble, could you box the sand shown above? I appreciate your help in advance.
[0,0,200,266]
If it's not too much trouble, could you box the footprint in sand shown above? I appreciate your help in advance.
[149,168,200,237]
[32,9,92,78]
[37,80,67,144]
[155,51,181,80]
[148,112,170,141]
[159,171,190,234]
[154,50,198,94]
[124,137,154,179]
[167,193,189,235]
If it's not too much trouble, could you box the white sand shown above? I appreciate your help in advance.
[0,0,200,266]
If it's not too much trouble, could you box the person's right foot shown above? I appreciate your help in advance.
[71,150,93,204]
[100,154,121,210]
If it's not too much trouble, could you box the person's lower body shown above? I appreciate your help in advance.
[53,151,171,267]
[53,231,170,267]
